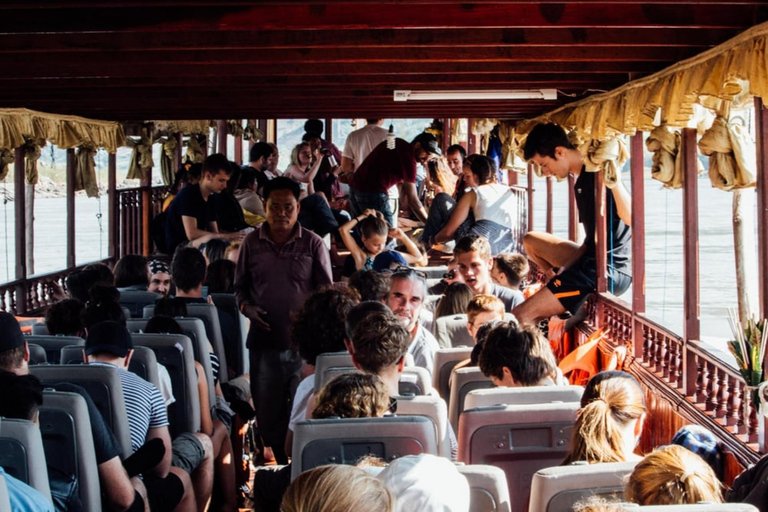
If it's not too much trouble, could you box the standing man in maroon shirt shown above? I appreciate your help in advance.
[234,177,333,464]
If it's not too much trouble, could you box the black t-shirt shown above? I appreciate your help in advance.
[217,191,248,233]
[573,169,631,269]
[165,184,218,254]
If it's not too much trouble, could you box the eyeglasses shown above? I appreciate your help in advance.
[392,265,428,280]
[387,397,398,414]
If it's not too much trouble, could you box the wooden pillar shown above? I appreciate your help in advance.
[266,120,277,144]
[507,170,518,186]
[325,118,333,145]
[174,133,183,167]
[141,164,152,257]
[755,98,768,321]
[256,119,267,143]
[630,132,647,357]
[13,148,26,313]
[546,176,553,234]
[467,118,478,154]
[527,163,535,232]
[217,120,227,156]
[681,128,700,341]
[568,174,578,242]
[25,180,34,276]
[108,153,117,259]
[443,118,452,151]
[65,148,76,268]
[234,131,243,165]
[595,170,608,293]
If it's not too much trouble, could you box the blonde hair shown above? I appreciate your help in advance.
[573,496,625,512]
[626,445,722,505]
[427,157,458,197]
[281,464,395,512]
[454,235,492,261]
[466,294,505,324]
[312,373,390,420]
[563,371,646,465]
[291,142,311,167]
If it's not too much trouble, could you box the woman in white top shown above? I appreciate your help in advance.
[283,142,323,199]
[423,154,519,254]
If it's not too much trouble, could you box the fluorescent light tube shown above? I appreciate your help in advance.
[393,89,557,102]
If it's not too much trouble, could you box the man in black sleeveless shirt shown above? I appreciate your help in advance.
[512,123,632,325]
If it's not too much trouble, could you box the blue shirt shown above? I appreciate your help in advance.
[0,466,54,512]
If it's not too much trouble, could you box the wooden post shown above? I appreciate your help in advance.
[174,133,183,168]
[325,118,333,145]
[108,153,117,259]
[630,132,647,358]
[257,119,267,143]
[546,176,553,234]
[595,170,608,294]
[234,129,243,165]
[266,120,277,144]
[755,98,768,322]
[527,163,535,232]
[443,118,452,151]
[217,119,227,156]
[681,128,700,342]
[507,170,518,186]
[141,162,152,257]
[66,148,76,268]
[568,174,578,242]
[14,148,26,312]
[25,181,34,276]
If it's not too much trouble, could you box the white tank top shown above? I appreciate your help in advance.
[473,183,518,226]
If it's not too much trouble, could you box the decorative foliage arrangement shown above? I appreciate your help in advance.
[726,308,767,399]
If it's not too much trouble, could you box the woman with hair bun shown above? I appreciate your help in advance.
[626,444,722,505]
[562,370,646,465]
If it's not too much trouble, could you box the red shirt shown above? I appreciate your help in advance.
[350,139,417,193]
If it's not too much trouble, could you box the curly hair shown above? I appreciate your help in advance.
[293,287,357,365]
[312,373,390,419]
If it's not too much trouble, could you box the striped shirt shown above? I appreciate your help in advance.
[90,362,169,453]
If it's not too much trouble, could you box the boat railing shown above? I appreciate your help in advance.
[116,185,168,259]
[589,292,761,465]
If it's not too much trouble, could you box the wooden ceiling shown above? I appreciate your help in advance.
[1,1,766,122]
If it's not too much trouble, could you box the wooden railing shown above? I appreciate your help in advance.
[589,293,761,465]
[116,185,168,258]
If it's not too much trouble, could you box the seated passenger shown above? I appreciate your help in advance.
[422,155,519,255]
[114,255,150,292]
[465,294,505,342]
[283,142,324,199]
[490,252,529,290]
[454,235,524,311]
[205,259,236,294]
[562,370,646,465]
[348,270,391,302]
[339,210,424,280]
[626,445,722,505]
[478,321,560,387]
[234,167,267,224]
[433,282,473,321]
[378,454,469,512]
[312,373,391,419]
[0,465,55,512]
[216,161,249,234]
[148,260,172,297]
[45,299,85,337]
[281,465,394,512]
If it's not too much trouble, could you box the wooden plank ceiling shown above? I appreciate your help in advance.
[0,1,766,122]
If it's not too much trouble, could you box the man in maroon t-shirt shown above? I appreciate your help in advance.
[349,132,441,227]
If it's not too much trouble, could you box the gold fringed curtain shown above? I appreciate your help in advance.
[580,137,629,189]
[126,129,154,181]
[227,120,244,139]
[159,137,178,186]
[0,149,14,181]
[242,120,264,142]
[152,120,213,136]
[646,125,684,189]
[499,124,518,171]
[698,115,756,191]
[185,136,205,164]
[23,138,44,186]
[75,145,99,198]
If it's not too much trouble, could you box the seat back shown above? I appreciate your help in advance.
[631,506,759,512]
[210,293,250,377]
[131,333,201,436]
[291,415,439,480]
[127,317,216,410]
[58,345,161,390]
[119,290,161,318]
[27,344,47,365]
[399,366,432,396]
[0,473,10,512]
[30,364,133,458]
[458,402,579,512]
[41,390,102,512]
[464,386,584,410]
[144,303,229,384]
[457,464,511,512]
[528,461,636,512]
[24,335,85,364]
[434,314,474,349]
[314,351,355,391]
[448,367,492,432]
[433,347,473,403]
[0,418,52,502]
[394,395,451,458]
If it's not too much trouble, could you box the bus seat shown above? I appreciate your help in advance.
[32,323,48,335]
[131,333,201,436]
[394,395,451,459]
[399,366,432,396]
[0,473,11,512]
[119,290,161,318]
[433,347,473,403]
[291,415,439,481]
[41,390,102,512]
[434,314,474,349]
[30,364,133,458]
[209,293,250,378]
[144,303,230,384]
[457,402,578,512]
[448,367,492,433]
[127,317,216,411]
[313,351,354,391]
[58,345,161,391]
[27,343,47,365]
[0,418,52,503]
[415,266,447,280]
[463,386,584,410]
[24,335,85,364]
[528,461,636,512]
[457,464,511,512]
[629,505,758,511]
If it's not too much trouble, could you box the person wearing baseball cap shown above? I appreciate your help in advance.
[0,312,31,375]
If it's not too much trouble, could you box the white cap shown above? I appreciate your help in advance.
[378,454,470,512]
